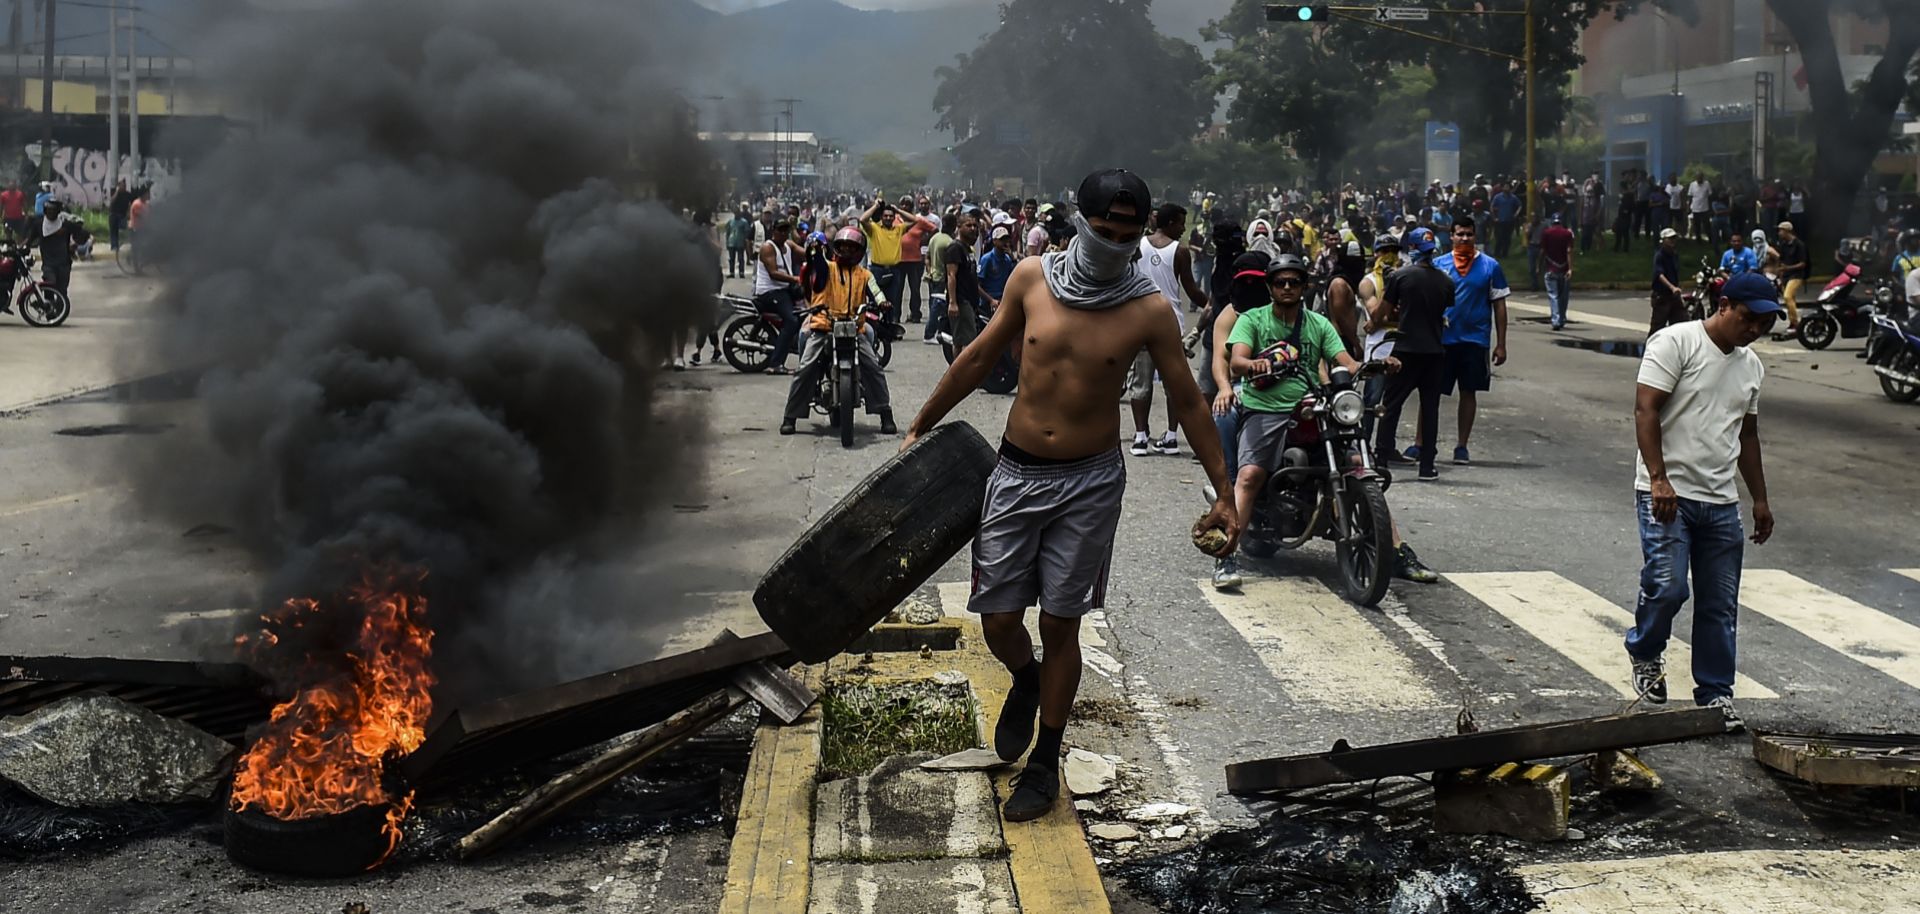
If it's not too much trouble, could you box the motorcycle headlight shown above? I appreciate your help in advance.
[1330,389,1365,427]
[1877,286,1895,305]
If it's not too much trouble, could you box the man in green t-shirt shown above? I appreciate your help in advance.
[1222,253,1366,582]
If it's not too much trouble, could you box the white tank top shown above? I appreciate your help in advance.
[1137,235,1185,330]
[754,241,793,296]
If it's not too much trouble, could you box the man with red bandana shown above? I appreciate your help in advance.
[1425,219,1509,467]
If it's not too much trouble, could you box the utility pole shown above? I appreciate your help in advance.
[107,0,118,192]
[774,98,800,187]
[38,0,53,182]
[1524,0,1536,224]
[128,1,140,184]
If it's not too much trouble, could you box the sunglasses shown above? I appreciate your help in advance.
[1268,277,1306,289]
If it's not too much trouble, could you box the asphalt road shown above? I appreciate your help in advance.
[3,271,1918,911]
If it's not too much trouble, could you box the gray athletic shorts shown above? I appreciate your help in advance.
[1236,410,1297,475]
[969,449,1126,619]
[1122,349,1156,402]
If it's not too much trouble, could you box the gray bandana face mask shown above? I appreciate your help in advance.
[1042,212,1161,311]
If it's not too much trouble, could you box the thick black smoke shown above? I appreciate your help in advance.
[137,0,721,698]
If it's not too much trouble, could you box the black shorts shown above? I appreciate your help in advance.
[1443,343,1491,395]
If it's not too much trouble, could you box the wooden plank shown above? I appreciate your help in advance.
[1227,706,1727,793]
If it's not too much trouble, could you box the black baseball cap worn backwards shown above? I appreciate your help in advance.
[1077,169,1151,225]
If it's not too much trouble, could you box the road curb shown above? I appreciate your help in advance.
[0,369,172,416]
[719,618,1112,914]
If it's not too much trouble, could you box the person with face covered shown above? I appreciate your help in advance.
[779,227,895,437]
[29,199,89,294]
[904,169,1237,824]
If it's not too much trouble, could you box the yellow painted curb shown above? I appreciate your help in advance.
[722,617,1112,914]
[719,667,825,914]
[849,618,1113,914]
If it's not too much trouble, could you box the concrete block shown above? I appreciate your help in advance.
[1589,749,1663,791]
[810,858,1018,914]
[1433,763,1570,842]
[812,754,1006,861]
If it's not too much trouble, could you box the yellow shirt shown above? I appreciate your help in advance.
[864,220,911,266]
[809,263,876,333]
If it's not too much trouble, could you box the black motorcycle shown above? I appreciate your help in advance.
[1202,359,1397,607]
[720,293,893,374]
[1865,310,1920,403]
[934,293,1018,395]
[813,309,866,448]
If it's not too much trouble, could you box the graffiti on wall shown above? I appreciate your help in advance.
[23,145,179,208]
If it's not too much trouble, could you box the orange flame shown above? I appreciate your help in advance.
[230,567,436,868]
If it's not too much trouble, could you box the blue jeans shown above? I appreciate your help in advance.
[758,287,801,369]
[1625,493,1745,704]
[1545,271,1570,328]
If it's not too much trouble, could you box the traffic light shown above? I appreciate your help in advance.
[1265,4,1331,22]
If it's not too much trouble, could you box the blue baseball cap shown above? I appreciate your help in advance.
[1719,273,1784,314]
[1404,227,1437,254]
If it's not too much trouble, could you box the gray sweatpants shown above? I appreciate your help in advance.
[783,330,890,421]
[968,449,1125,619]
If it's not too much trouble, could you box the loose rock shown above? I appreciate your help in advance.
[0,694,235,807]
[1064,748,1117,796]
[919,748,1010,771]
[1088,823,1139,842]
[899,598,943,625]
[1125,802,1194,822]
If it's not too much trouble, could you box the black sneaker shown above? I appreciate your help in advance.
[779,419,797,436]
[879,412,899,435]
[1630,655,1668,704]
[1001,763,1059,823]
[1417,466,1439,481]
[1706,696,1744,732]
[1394,544,1439,583]
[994,687,1041,762]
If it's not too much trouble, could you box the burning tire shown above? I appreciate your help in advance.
[754,421,998,662]
[224,801,402,878]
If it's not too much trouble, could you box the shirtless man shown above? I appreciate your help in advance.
[904,170,1238,822]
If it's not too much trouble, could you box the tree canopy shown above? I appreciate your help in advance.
[933,0,1212,194]
[858,151,928,197]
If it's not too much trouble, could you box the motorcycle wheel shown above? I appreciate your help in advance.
[1882,358,1920,402]
[1798,314,1837,350]
[1334,477,1394,608]
[837,370,855,448]
[1240,536,1280,560]
[722,316,774,373]
[877,336,893,368]
[17,285,69,328]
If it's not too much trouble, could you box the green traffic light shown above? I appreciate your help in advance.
[1298,6,1313,19]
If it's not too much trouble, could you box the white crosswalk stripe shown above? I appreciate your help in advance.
[1739,569,1920,691]
[1197,577,1446,711]
[1894,568,1920,587]
[1519,849,1920,912]
[1448,571,1777,700]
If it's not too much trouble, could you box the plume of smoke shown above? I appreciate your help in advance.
[137,0,721,698]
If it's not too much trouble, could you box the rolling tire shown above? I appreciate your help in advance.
[1797,314,1837,351]
[754,422,998,662]
[837,369,855,448]
[722,316,774,373]
[1335,477,1394,608]
[17,285,69,327]
[224,801,398,877]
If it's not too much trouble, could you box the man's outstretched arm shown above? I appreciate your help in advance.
[1145,303,1240,554]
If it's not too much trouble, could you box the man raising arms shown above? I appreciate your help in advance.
[904,170,1238,822]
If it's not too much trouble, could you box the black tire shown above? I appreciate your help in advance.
[1334,477,1394,608]
[877,336,893,368]
[1882,370,1920,403]
[1798,314,1837,350]
[225,802,398,877]
[722,316,775,373]
[1241,536,1280,559]
[754,422,999,662]
[17,285,69,327]
[982,352,1019,395]
[837,368,855,448]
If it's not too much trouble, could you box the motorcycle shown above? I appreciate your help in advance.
[1681,257,1728,323]
[934,293,1018,395]
[0,242,71,327]
[1864,310,1920,403]
[1800,262,1898,351]
[811,308,865,448]
[719,292,893,373]
[1201,357,1398,607]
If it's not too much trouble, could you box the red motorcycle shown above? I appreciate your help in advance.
[0,242,70,327]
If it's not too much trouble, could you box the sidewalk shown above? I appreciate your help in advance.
[0,258,169,413]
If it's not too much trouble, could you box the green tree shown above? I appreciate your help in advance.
[1202,0,1376,189]
[933,0,1212,191]
[1765,0,1920,246]
[858,151,928,197]
[1159,137,1302,192]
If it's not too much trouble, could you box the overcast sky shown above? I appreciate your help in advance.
[695,0,979,10]
[694,0,1227,41]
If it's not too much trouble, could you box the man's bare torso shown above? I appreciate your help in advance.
[1000,259,1172,459]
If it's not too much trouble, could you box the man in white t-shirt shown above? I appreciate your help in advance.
[1626,272,1779,732]
[1688,175,1713,242]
